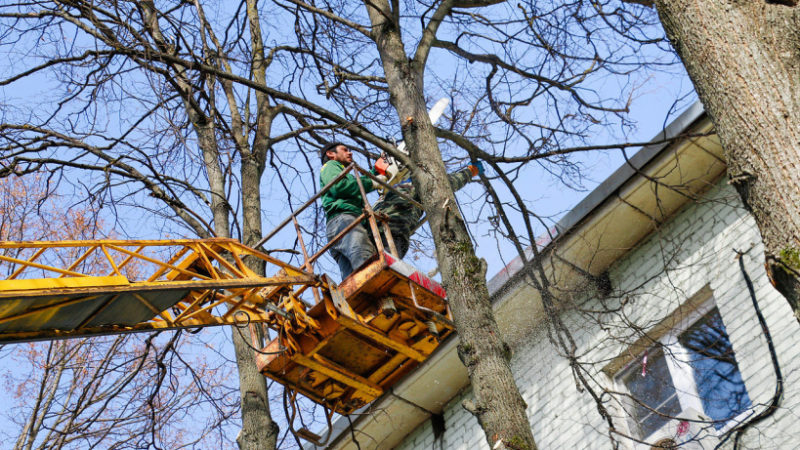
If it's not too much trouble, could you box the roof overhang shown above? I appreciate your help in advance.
[321,102,727,449]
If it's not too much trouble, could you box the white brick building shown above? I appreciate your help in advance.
[320,104,800,449]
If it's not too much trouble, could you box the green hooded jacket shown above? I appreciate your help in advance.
[319,160,377,220]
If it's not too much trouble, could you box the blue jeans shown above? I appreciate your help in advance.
[326,213,376,279]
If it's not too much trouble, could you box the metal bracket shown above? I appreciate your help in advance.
[263,301,291,319]
[330,285,356,319]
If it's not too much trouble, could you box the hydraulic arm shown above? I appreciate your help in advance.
[0,237,454,421]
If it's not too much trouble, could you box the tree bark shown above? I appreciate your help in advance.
[202,117,277,449]
[365,1,536,448]
[235,5,280,439]
[654,0,800,318]
[232,147,279,450]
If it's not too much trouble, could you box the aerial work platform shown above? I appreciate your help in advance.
[250,162,454,418]
[0,239,452,418]
[256,252,452,416]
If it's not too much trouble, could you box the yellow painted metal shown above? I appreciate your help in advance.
[291,353,384,398]
[0,238,318,342]
[336,314,426,362]
[255,255,455,415]
[0,275,129,291]
[0,231,454,418]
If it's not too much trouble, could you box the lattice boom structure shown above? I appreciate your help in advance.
[0,238,317,342]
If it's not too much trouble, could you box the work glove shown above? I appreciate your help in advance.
[468,161,484,177]
[374,174,388,185]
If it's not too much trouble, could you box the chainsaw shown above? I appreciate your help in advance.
[374,98,450,190]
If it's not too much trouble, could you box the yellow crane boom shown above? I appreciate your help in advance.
[0,238,316,342]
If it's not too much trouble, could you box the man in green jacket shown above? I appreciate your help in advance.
[319,142,384,278]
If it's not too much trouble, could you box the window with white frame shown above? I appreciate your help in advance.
[613,301,751,445]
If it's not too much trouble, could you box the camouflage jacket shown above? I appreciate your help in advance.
[373,167,473,234]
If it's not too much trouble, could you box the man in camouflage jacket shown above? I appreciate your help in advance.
[373,162,482,259]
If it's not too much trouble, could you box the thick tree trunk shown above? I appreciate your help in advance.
[205,145,277,450]
[189,119,277,450]
[365,3,536,448]
[189,93,277,450]
[654,0,800,318]
[232,161,278,450]
[230,329,278,450]
[136,4,281,448]
[235,113,279,450]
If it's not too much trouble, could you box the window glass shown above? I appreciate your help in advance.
[619,347,682,438]
[678,308,751,429]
